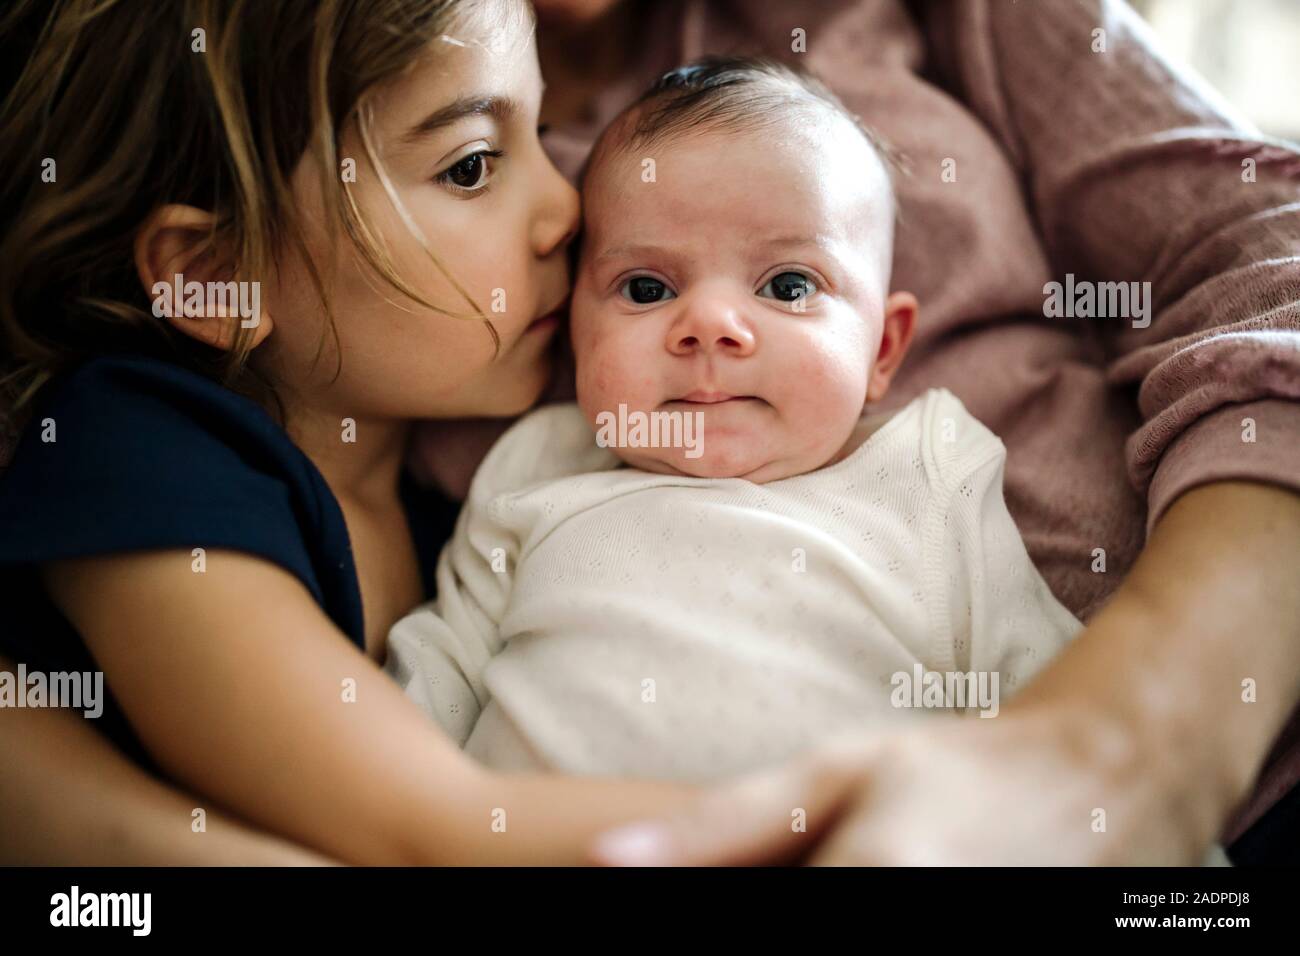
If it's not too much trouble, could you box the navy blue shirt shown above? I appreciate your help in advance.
[0,354,458,765]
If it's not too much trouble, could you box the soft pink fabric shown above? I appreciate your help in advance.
[526,0,1300,842]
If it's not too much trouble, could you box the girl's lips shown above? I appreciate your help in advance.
[526,300,568,334]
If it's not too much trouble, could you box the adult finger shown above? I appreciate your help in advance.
[588,736,879,866]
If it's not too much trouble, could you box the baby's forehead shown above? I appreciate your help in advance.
[581,117,895,255]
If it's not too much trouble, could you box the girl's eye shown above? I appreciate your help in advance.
[435,149,502,193]
[620,276,676,304]
[759,271,817,303]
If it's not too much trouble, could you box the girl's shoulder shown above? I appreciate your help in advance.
[7,351,313,483]
[0,353,360,634]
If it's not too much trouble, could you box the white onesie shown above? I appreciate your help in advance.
[385,388,1083,781]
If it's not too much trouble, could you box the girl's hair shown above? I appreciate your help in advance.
[0,0,517,443]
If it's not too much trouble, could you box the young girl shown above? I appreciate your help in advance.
[0,0,698,864]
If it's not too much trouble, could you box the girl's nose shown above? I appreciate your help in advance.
[667,293,756,357]
[533,153,581,257]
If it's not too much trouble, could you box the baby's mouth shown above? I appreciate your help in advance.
[667,391,762,405]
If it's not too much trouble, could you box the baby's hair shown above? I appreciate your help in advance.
[0,0,526,442]
[588,54,905,205]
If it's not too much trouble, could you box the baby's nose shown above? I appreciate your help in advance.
[667,295,756,357]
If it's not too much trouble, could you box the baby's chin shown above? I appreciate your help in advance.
[615,440,823,484]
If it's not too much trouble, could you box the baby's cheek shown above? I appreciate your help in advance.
[595,333,662,402]
[576,346,623,414]
[790,341,868,442]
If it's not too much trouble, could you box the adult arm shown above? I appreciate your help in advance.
[43,549,695,866]
[922,0,1300,839]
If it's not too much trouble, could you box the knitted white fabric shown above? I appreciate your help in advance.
[385,388,1082,780]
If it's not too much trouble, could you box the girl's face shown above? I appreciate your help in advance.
[262,5,578,423]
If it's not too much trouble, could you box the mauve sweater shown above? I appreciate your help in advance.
[533,0,1300,843]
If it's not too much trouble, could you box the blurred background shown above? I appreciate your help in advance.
[1130,0,1300,141]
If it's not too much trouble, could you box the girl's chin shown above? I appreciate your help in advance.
[491,367,552,417]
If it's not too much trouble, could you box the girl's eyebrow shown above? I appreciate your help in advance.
[403,95,518,144]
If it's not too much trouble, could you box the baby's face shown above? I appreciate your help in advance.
[572,119,900,482]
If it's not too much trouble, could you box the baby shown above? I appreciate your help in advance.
[385,57,1083,780]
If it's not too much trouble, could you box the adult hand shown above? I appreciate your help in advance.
[589,703,1206,866]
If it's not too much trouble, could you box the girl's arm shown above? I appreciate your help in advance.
[43,549,695,865]
[0,654,334,865]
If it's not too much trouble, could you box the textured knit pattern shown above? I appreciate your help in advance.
[386,390,1083,780]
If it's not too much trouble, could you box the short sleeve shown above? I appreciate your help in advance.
[0,354,364,643]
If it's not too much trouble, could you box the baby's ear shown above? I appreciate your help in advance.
[866,291,918,403]
[134,204,273,351]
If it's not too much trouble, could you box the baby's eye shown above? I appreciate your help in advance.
[759,271,817,303]
[620,276,677,304]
